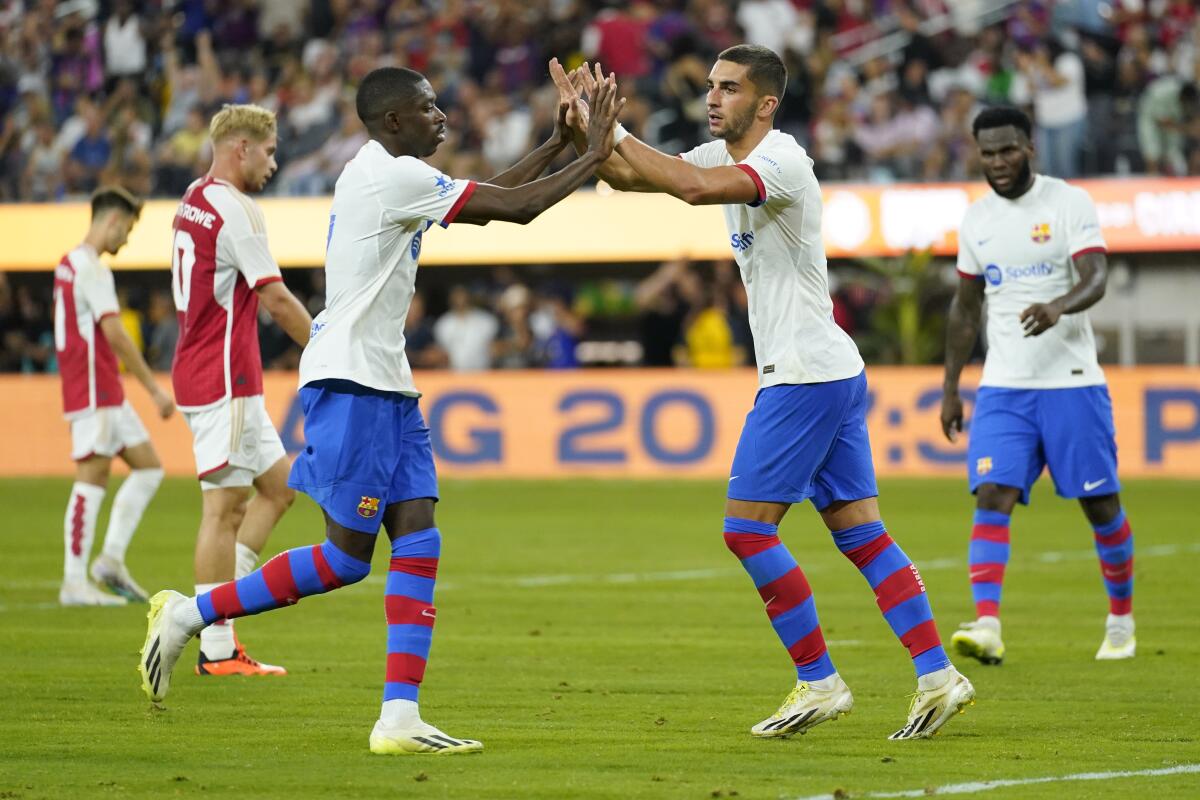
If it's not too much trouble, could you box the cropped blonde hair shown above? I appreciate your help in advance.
[209,104,277,144]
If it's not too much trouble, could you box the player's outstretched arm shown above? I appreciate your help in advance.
[454,70,624,225]
[257,280,313,347]
[99,315,175,419]
[481,101,574,189]
[941,275,985,442]
[1019,251,1108,337]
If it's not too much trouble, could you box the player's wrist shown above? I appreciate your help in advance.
[612,123,629,147]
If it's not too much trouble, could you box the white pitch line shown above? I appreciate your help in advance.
[789,763,1200,800]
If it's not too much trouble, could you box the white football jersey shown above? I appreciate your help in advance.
[957,175,1107,389]
[680,130,863,387]
[299,140,475,395]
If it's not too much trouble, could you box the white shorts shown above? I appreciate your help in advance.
[183,395,286,491]
[69,401,151,461]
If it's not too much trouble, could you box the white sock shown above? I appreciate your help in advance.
[917,666,954,692]
[196,582,236,659]
[976,615,1001,633]
[173,596,206,636]
[101,468,163,562]
[63,482,105,583]
[380,699,422,728]
[235,542,259,579]
[808,673,841,692]
[1106,613,1134,631]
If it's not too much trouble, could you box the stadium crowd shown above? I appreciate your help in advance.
[1,0,1198,373]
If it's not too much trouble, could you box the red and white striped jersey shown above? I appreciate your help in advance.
[170,177,283,411]
[54,244,123,418]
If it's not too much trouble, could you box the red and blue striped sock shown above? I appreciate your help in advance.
[832,521,949,677]
[969,510,1011,619]
[1092,510,1133,615]
[384,528,441,704]
[723,517,836,682]
[198,538,372,623]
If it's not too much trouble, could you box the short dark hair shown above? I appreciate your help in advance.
[90,185,141,220]
[972,106,1033,139]
[356,67,428,125]
[718,44,787,101]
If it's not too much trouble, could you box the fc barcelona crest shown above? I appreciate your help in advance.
[976,457,993,476]
[1031,223,1051,243]
[357,496,381,518]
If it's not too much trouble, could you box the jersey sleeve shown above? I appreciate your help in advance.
[736,144,814,209]
[955,211,984,279]
[77,258,121,321]
[207,185,283,289]
[380,156,476,228]
[678,141,723,168]
[1064,186,1107,258]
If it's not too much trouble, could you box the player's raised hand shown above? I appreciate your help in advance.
[549,58,586,132]
[1019,301,1063,337]
[584,69,625,159]
[940,389,963,443]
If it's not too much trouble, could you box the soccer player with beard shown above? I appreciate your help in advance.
[942,107,1135,664]
[139,66,624,755]
[553,47,974,741]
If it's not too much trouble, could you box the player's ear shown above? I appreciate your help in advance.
[758,95,778,118]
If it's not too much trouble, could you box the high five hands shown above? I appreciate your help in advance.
[550,58,621,144]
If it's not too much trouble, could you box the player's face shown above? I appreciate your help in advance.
[242,134,278,192]
[103,211,136,255]
[976,126,1034,198]
[395,81,447,157]
[705,61,760,142]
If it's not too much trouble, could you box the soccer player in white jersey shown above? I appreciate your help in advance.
[139,67,623,754]
[942,107,1136,663]
[54,186,175,606]
[167,105,312,677]
[553,47,974,740]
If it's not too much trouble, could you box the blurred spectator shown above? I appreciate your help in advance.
[102,1,147,87]
[1015,40,1088,178]
[145,290,178,372]
[155,107,209,197]
[492,283,539,369]
[531,287,584,369]
[635,260,698,367]
[1138,77,1199,175]
[0,274,22,372]
[405,291,448,369]
[434,286,498,371]
[63,102,109,193]
[277,97,368,195]
[22,121,64,201]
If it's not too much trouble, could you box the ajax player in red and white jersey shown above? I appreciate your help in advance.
[169,104,312,676]
[54,186,175,607]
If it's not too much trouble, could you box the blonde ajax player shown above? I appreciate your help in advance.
[54,186,174,606]
[166,104,312,676]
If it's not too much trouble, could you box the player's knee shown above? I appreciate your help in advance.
[976,483,1019,513]
[320,538,372,585]
[1080,493,1121,527]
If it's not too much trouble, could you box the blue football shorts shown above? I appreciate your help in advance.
[728,370,879,509]
[289,379,439,534]
[966,384,1120,505]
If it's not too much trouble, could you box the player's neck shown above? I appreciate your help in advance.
[81,230,106,256]
[723,125,771,163]
[372,134,419,159]
[208,160,248,193]
[999,172,1037,201]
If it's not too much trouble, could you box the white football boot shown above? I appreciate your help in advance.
[750,675,854,738]
[138,590,192,702]
[369,720,483,755]
[90,555,149,603]
[889,667,975,740]
[59,580,127,607]
[1095,613,1136,660]
[951,616,1005,665]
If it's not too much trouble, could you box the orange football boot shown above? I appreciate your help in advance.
[195,638,287,676]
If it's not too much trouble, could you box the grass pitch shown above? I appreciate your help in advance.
[0,478,1197,799]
